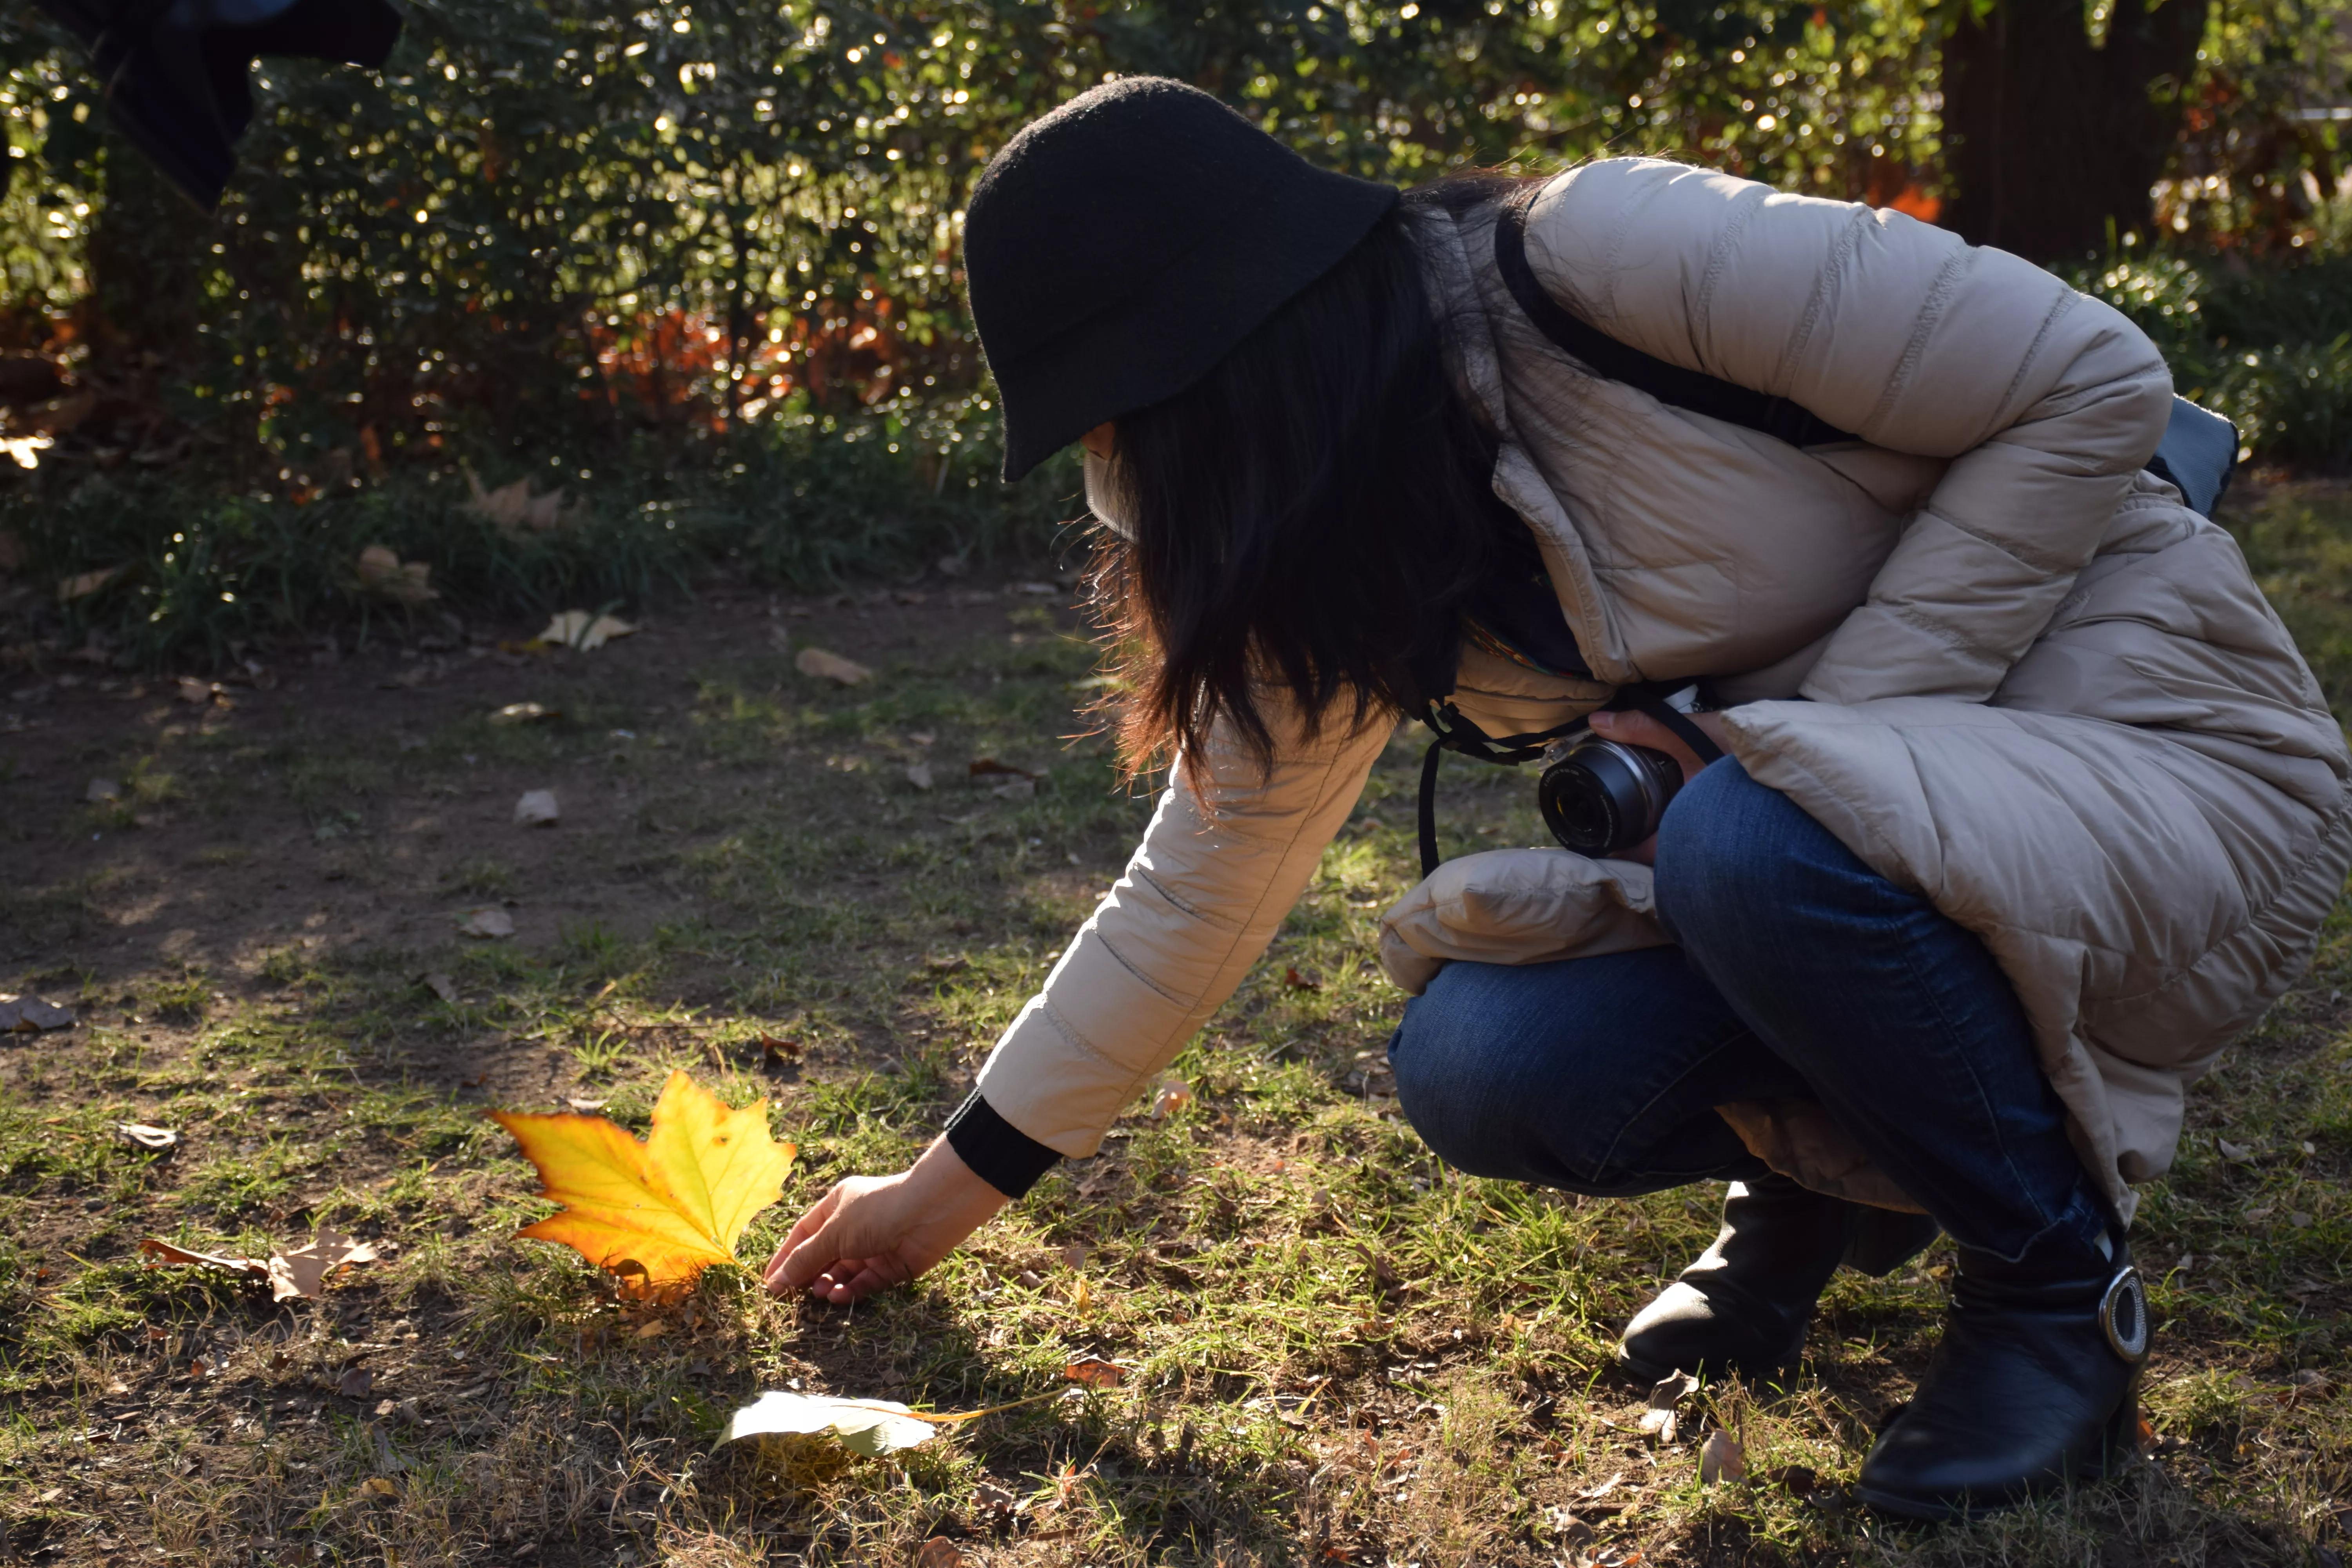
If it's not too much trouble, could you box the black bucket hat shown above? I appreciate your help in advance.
[964,77,1400,481]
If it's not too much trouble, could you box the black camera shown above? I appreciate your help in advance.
[1537,731,1689,857]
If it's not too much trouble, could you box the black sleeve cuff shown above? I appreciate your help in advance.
[943,1091,1063,1200]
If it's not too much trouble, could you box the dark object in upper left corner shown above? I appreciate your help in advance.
[30,0,404,212]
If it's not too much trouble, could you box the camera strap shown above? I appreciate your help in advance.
[1418,701,1582,876]
[1416,686,1721,877]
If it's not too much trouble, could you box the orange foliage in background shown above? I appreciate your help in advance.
[582,292,935,431]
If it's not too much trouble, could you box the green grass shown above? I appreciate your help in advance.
[0,501,2348,1565]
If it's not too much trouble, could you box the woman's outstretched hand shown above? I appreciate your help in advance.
[1585,708,1734,866]
[762,1137,1008,1305]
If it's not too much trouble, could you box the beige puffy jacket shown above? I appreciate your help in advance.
[969,158,2352,1222]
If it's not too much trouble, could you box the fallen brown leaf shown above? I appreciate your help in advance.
[140,1238,267,1282]
[138,1228,378,1302]
[0,995,76,1033]
[1063,1357,1124,1390]
[355,544,436,606]
[336,1366,376,1399]
[57,564,124,602]
[273,1229,382,1301]
[1150,1078,1192,1119]
[915,1538,964,1568]
[457,907,515,940]
[968,756,1036,779]
[795,646,872,686]
[1699,1428,1747,1483]
[420,972,459,1004]
[465,468,573,535]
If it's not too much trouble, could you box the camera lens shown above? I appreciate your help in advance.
[1539,735,1685,856]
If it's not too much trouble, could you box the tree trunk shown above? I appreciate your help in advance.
[1940,0,2209,261]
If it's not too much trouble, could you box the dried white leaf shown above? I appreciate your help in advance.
[514,789,560,827]
[721,1391,939,1456]
[457,907,515,940]
[906,762,934,791]
[489,702,557,726]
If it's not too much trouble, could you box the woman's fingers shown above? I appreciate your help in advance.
[771,1175,907,1294]
[808,1254,914,1304]
[1590,709,1702,778]
[761,1143,1005,1301]
[782,1185,840,1250]
[1588,708,1733,784]
[762,1186,844,1290]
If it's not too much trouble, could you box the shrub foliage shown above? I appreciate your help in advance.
[0,0,2346,664]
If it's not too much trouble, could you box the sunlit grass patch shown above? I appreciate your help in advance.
[4,532,2351,1566]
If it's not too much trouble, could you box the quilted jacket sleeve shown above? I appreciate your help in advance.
[970,702,1390,1157]
[1522,158,2175,704]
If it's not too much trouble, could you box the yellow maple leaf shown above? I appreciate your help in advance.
[490,1071,796,1296]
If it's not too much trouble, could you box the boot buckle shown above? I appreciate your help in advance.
[2099,1265,2150,1363]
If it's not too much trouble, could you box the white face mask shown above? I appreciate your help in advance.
[1082,446,1138,541]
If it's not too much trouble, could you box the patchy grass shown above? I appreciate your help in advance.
[0,507,2348,1567]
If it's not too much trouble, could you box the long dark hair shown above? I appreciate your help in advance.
[1088,175,1538,779]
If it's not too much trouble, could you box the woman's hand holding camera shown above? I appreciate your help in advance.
[1583,708,1733,865]
[762,1138,1007,1305]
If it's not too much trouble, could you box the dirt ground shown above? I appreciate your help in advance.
[1,562,2347,1568]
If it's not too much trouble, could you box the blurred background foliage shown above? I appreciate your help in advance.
[0,0,2347,665]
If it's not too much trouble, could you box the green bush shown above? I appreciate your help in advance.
[2078,248,2352,472]
[5,411,1082,668]
[1,0,2348,667]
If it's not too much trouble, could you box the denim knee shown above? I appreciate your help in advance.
[1651,758,1817,948]
[1387,977,1503,1176]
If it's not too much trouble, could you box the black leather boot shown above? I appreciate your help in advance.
[1618,1174,1940,1384]
[1858,1236,2149,1519]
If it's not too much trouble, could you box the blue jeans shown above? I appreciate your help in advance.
[1388,760,2113,1265]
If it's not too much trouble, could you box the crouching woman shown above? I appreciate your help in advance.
[763,79,2352,1520]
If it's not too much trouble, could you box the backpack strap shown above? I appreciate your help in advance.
[1492,186,1859,449]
